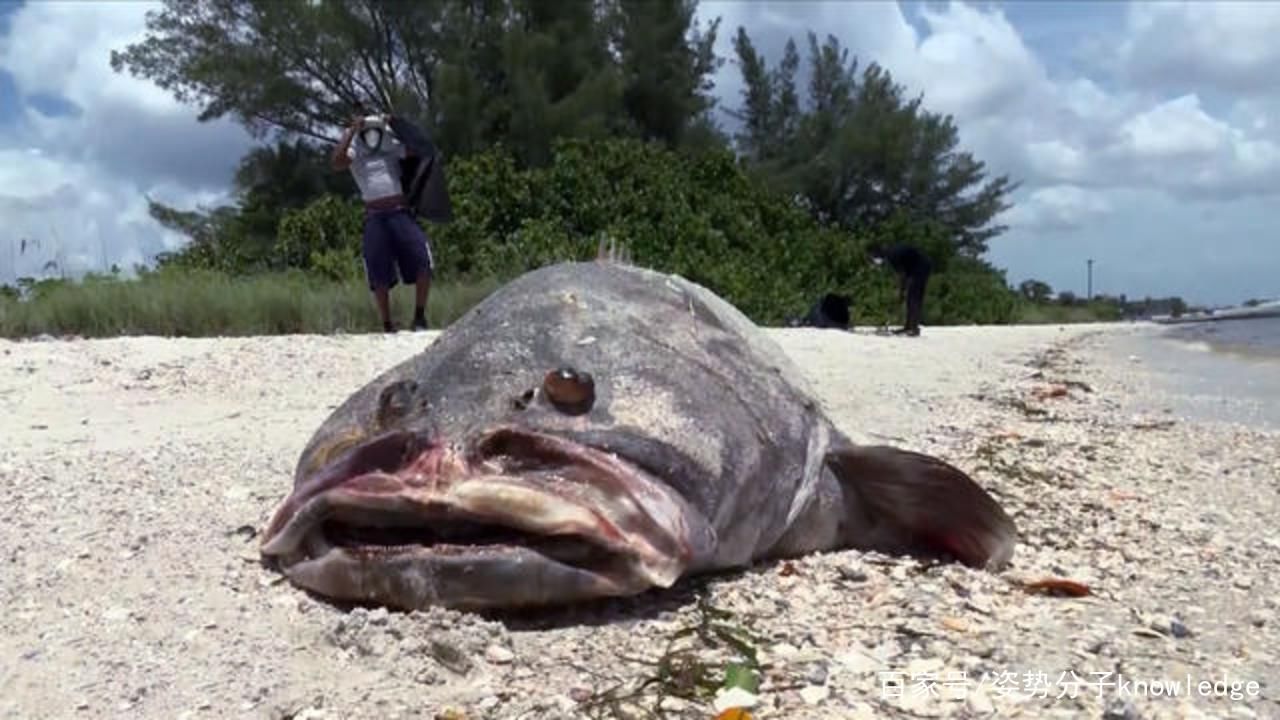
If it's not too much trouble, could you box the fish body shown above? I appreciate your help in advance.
[260,261,1016,610]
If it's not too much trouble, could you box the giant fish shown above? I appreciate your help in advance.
[259,260,1017,611]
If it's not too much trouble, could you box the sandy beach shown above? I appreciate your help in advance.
[1,322,1276,719]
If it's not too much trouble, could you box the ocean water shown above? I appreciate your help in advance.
[1102,317,1280,430]
[1162,316,1280,358]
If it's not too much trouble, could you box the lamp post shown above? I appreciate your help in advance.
[1087,258,1094,301]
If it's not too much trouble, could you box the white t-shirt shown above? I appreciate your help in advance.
[346,130,407,201]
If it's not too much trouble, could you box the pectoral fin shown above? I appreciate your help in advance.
[825,444,1018,570]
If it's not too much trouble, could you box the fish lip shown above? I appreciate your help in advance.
[279,543,655,611]
[259,424,697,600]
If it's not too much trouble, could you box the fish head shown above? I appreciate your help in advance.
[258,269,746,612]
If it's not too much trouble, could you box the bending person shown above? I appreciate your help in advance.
[869,243,932,337]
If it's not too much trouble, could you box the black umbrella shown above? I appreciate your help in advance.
[387,115,452,224]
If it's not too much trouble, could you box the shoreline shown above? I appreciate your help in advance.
[1105,323,1280,432]
[1155,317,1280,363]
[1,324,1276,719]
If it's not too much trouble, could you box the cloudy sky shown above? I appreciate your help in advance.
[1,1,1277,306]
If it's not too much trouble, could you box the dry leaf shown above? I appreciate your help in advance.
[715,710,753,720]
[1022,577,1091,597]
[779,561,798,577]
[940,616,969,632]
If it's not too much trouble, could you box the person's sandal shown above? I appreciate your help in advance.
[383,320,398,333]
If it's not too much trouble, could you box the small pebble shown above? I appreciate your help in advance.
[838,566,869,582]
[484,644,514,664]
[429,640,471,674]
[659,696,687,711]
[967,688,994,715]
[568,687,592,703]
[1102,699,1139,720]
[799,685,829,705]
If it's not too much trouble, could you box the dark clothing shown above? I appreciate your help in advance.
[904,270,929,333]
[878,244,932,334]
[387,115,453,224]
[882,244,932,278]
[361,207,434,290]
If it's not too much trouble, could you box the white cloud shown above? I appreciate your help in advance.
[0,0,252,284]
[1,1,179,116]
[907,2,1046,120]
[1119,94,1226,160]
[1117,2,1280,96]
[1024,140,1089,184]
[1004,185,1112,234]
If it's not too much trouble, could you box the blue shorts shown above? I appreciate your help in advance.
[361,207,434,290]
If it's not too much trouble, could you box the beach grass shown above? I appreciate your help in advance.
[1014,300,1122,325]
[0,268,1128,339]
[0,271,501,338]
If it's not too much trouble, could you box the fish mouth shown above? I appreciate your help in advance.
[259,426,706,610]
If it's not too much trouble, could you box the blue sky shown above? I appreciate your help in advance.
[1,1,1278,307]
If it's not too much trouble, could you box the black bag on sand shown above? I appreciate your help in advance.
[789,293,852,330]
[388,115,453,224]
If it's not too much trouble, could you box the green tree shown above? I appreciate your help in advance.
[110,0,729,166]
[1018,279,1053,303]
[115,0,738,271]
[727,29,800,168]
[607,0,725,150]
[497,0,625,167]
[110,0,455,144]
[729,29,1018,255]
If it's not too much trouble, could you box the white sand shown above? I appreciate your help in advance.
[1,323,1276,719]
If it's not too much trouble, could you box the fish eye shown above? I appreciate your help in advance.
[542,366,595,415]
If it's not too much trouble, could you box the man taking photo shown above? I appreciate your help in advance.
[332,113,433,333]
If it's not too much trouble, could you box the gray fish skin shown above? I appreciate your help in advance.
[259,261,1017,611]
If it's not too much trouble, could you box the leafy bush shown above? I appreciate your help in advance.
[267,137,1019,327]
[923,257,1020,326]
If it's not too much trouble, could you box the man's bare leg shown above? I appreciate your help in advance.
[373,286,394,332]
[412,269,431,330]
